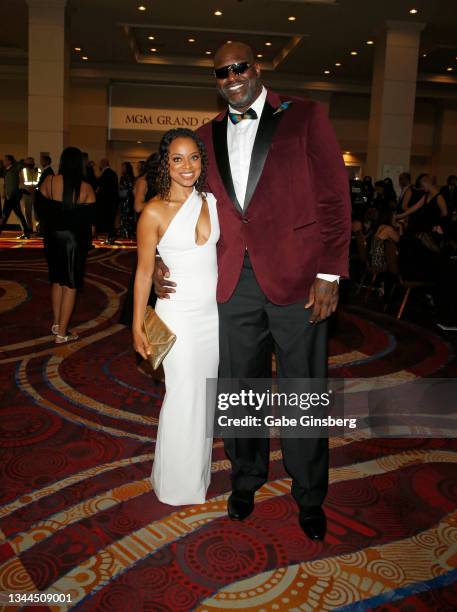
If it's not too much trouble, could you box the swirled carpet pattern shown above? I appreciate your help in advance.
[0,247,456,611]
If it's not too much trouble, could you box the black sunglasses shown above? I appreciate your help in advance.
[214,61,251,79]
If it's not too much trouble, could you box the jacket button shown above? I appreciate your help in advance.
[242,218,249,224]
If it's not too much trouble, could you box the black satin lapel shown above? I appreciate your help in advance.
[212,114,242,213]
[244,103,282,212]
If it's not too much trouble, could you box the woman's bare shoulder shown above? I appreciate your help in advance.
[39,174,53,196]
[142,196,168,219]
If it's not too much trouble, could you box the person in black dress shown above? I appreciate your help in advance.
[119,162,136,238]
[97,159,118,245]
[119,153,159,326]
[36,147,95,344]
[396,173,447,282]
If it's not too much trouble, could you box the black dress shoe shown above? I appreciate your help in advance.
[227,491,255,521]
[299,506,327,541]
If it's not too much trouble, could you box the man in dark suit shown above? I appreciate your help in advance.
[97,159,119,245]
[441,175,457,217]
[37,154,54,189]
[155,42,351,541]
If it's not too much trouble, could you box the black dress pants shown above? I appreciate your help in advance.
[0,195,30,234]
[218,254,329,511]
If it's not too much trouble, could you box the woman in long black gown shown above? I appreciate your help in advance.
[119,153,159,326]
[36,147,96,343]
[119,162,136,238]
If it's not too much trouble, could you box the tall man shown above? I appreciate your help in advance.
[37,155,54,189]
[155,42,351,541]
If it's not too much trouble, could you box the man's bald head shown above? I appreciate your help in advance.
[213,41,262,112]
[214,42,255,69]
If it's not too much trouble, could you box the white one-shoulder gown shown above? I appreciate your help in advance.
[152,188,219,505]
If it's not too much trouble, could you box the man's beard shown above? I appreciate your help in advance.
[218,81,255,109]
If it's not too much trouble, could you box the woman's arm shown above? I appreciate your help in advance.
[401,187,412,211]
[132,203,160,359]
[133,176,148,214]
[437,194,448,217]
[396,194,426,220]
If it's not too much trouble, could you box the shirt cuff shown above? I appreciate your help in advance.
[316,273,339,284]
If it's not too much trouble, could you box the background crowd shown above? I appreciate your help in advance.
[1,150,456,327]
[0,153,159,244]
[350,171,457,327]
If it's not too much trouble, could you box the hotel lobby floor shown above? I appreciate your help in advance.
[0,245,456,611]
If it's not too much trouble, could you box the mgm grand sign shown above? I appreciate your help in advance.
[110,106,216,133]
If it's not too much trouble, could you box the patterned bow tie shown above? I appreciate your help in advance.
[228,108,258,124]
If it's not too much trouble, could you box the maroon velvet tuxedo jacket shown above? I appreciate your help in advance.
[197,88,351,305]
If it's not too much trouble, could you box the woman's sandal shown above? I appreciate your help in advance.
[51,324,60,335]
[55,333,79,344]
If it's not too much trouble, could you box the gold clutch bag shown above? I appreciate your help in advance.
[142,305,177,369]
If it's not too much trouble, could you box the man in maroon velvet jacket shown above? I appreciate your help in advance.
[156,42,351,541]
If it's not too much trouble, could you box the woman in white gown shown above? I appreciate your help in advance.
[133,128,219,505]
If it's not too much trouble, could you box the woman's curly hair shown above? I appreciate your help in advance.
[156,128,208,200]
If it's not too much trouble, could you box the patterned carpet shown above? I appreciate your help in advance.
[0,244,457,611]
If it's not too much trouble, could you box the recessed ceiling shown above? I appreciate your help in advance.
[0,0,456,85]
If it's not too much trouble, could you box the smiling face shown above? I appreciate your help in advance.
[168,137,202,189]
[214,42,262,111]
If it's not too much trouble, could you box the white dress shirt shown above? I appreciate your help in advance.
[227,86,267,208]
[226,86,338,284]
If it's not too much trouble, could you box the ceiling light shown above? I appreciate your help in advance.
[350,51,358,56]
[422,53,427,58]
[324,70,330,74]
[138,5,146,11]
[148,36,155,40]
[288,16,296,21]
[227,40,232,44]
[214,10,222,16]
[150,48,157,52]
[366,40,374,45]
[335,62,342,67]
[188,38,195,43]
[205,50,212,55]
[257,54,263,58]
[137,141,142,144]
[447,67,454,72]
[74,47,81,52]
[82,56,88,60]
[409,8,418,14]
[265,42,272,46]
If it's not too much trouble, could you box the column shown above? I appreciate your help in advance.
[366,20,425,182]
[431,102,457,185]
[26,0,69,164]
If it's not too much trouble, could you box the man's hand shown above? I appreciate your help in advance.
[153,258,176,299]
[305,278,339,323]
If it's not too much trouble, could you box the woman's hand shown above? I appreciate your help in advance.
[133,328,151,360]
